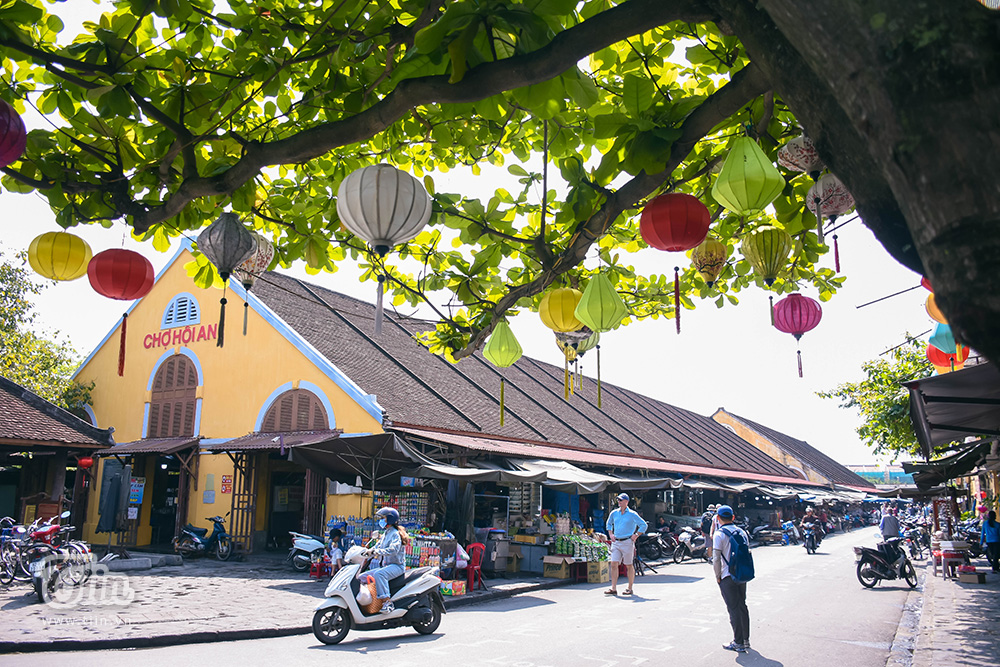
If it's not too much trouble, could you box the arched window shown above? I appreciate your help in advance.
[261,390,329,432]
[148,354,199,438]
[162,293,201,329]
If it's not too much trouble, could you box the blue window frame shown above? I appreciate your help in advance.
[162,293,201,329]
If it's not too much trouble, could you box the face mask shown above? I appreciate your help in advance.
[378,518,387,529]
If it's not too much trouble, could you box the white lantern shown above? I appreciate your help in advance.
[233,231,275,336]
[777,134,824,175]
[807,173,855,243]
[336,164,433,333]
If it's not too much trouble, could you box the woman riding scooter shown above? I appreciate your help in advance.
[361,507,409,614]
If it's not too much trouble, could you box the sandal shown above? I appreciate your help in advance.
[622,589,633,595]
[604,589,617,595]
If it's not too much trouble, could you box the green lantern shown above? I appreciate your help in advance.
[574,273,628,333]
[741,225,792,287]
[483,320,523,426]
[711,137,786,215]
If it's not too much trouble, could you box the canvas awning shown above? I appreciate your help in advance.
[405,459,548,484]
[720,481,761,493]
[901,438,994,488]
[756,485,800,499]
[205,429,342,452]
[96,436,200,456]
[510,459,618,494]
[612,475,685,491]
[904,362,1000,459]
[682,478,732,492]
[289,433,430,489]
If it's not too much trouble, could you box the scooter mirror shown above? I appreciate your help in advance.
[60,511,71,519]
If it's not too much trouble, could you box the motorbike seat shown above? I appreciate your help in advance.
[388,567,433,597]
[185,524,208,536]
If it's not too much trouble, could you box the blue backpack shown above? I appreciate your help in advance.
[720,526,755,583]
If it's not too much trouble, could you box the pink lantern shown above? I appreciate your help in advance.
[807,173,855,252]
[773,293,823,377]
[0,99,27,168]
[777,135,824,175]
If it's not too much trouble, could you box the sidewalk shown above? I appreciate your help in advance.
[0,554,574,653]
[886,549,1000,667]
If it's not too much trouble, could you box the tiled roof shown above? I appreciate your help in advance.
[0,375,114,447]
[251,273,801,481]
[717,410,876,489]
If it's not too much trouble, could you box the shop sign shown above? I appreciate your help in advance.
[143,324,218,349]
[127,506,139,520]
[401,476,416,487]
[129,477,145,503]
[221,475,232,494]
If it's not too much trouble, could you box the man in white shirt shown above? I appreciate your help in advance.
[713,505,750,654]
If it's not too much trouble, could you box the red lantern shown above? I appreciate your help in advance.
[926,344,969,372]
[88,249,155,377]
[920,276,933,292]
[77,457,94,470]
[773,293,823,377]
[0,99,27,168]
[640,193,711,252]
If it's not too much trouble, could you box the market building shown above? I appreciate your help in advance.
[76,242,865,561]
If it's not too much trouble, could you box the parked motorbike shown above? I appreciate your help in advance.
[288,531,326,572]
[956,521,983,558]
[854,538,918,589]
[901,523,927,559]
[801,521,819,554]
[673,527,710,563]
[173,514,233,561]
[782,521,800,546]
[312,546,445,645]
[636,532,665,561]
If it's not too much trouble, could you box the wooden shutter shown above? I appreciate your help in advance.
[148,355,199,438]
[261,390,328,432]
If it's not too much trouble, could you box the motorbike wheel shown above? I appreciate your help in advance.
[638,542,660,561]
[175,537,197,557]
[216,537,233,562]
[672,546,686,564]
[902,561,918,589]
[312,607,350,645]
[857,560,879,588]
[413,605,442,635]
[292,552,311,572]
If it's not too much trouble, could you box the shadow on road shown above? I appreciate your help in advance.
[471,595,557,612]
[737,650,783,666]
[307,631,442,652]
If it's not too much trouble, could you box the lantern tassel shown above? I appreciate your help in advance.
[117,312,128,377]
[564,355,570,400]
[674,266,681,335]
[243,301,249,336]
[797,349,803,378]
[499,378,505,427]
[217,297,227,347]
[597,345,602,410]
[769,295,775,326]
[375,275,385,335]
[814,174,825,244]
[834,234,841,273]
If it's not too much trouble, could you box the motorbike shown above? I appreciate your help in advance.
[782,521,800,546]
[288,531,326,572]
[636,532,665,561]
[173,514,233,561]
[801,521,819,554]
[855,538,917,588]
[956,521,983,558]
[673,526,711,563]
[901,523,926,559]
[312,545,445,645]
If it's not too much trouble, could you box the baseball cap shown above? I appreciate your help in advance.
[617,493,629,501]
[716,505,734,518]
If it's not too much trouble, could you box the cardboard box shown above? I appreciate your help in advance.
[543,555,576,579]
[587,561,610,583]
[958,572,986,584]
[506,554,521,573]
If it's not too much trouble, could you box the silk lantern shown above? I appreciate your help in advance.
[691,238,727,288]
[741,225,792,287]
[88,249,155,376]
[925,293,947,324]
[773,293,823,377]
[927,344,969,373]
[806,173,855,247]
[556,328,599,398]
[197,212,257,348]
[929,324,957,356]
[712,137,786,216]
[483,320,523,426]
[639,193,711,252]
[920,276,933,292]
[539,288,583,333]
[574,273,627,408]
[336,164,433,334]
[777,135,824,176]
[0,99,27,168]
[28,232,92,281]
[232,231,275,336]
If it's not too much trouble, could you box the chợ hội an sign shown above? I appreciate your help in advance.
[143,324,218,349]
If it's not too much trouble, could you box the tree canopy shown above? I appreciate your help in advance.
[817,338,933,459]
[1,1,997,363]
[0,249,93,411]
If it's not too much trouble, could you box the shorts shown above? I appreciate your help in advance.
[609,538,635,564]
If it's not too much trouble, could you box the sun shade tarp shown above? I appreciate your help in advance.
[510,458,618,494]
[404,459,548,484]
[289,433,429,488]
[904,363,1000,459]
[901,438,993,488]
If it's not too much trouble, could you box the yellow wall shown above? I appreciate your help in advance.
[712,410,828,485]
[79,248,383,544]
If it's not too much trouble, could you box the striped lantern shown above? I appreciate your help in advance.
[28,232,92,281]
[741,225,792,287]
[772,293,822,378]
[88,249,155,376]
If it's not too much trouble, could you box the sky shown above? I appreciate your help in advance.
[0,3,938,469]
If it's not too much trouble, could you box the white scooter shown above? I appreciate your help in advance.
[288,531,325,571]
[312,546,445,645]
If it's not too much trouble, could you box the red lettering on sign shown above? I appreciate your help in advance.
[196,326,206,342]
[207,324,217,339]
[143,334,153,349]
[171,329,182,345]
[182,327,193,344]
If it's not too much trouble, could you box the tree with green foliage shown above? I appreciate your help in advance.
[817,338,934,459]
[0,1,997,364]
[0,249,93,412]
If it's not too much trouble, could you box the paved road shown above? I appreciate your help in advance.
[4,528,912,666]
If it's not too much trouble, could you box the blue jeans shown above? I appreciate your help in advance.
[365,563,404,599]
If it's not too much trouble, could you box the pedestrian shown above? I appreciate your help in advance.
[605,492,647,596]
[702,504,717,557]
[981,510,1000,573]
[713,505,751,653]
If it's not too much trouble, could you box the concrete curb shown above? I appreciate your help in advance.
[886,559,926,667]
[0,577,575,654]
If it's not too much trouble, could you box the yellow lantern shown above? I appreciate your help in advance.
[539,288,583,333]
[27,232,92,281]
[925,294,947,324]
[691,238,728,287]
[741,225,791,286]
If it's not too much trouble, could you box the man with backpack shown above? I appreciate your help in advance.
[713,505,754,654]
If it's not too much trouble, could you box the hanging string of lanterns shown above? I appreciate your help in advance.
[197,212,257,348]
[772,293,823,377]
[87,249,155,376]
[232,231,275,336]
[482,320,523,426]
[336,164,433,335]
